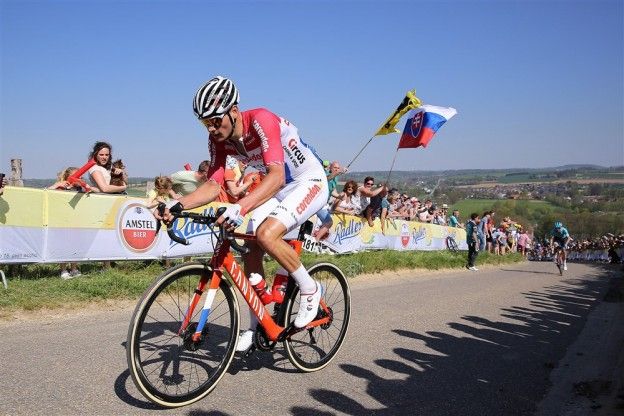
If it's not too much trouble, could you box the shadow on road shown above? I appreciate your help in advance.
[291,267,612,415]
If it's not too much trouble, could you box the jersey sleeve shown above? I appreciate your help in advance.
[251,109,284,166]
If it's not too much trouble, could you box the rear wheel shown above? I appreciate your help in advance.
[282,263,350,372]
[126,262,239,408]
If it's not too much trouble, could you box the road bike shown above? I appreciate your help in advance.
[552,243,565,275]
[445,235,459,253]
[126,206,351,408]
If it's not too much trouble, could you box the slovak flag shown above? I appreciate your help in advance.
[397,105,457,149]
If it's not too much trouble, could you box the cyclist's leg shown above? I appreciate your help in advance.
[258,177,329,328]
[235,198,280,351]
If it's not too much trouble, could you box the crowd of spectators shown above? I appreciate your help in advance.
[531,234,624,264]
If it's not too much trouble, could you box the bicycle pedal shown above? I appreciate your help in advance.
[243,344,257,357]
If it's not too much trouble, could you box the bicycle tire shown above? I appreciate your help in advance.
[126,262,239,408]
[282,263,350,372]
[446,236,459,253]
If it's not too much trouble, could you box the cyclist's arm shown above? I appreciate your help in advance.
[236,164,284,215]
[225,176,252,198]
[177,180,223,210]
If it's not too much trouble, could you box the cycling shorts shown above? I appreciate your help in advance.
[245,171,329,238]
[553,238,569,249]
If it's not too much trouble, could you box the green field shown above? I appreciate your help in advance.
[450,199,557,217]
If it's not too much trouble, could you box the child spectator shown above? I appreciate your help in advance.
[147,176,175,207]
[48,167,83,191]
[223,155,254,203]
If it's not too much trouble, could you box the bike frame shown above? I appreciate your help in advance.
[180,232,331,343]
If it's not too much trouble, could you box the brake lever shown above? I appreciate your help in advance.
[156,202,190,245]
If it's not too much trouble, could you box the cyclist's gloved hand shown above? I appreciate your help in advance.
[165,200,184,214]
[221,203,245,228]
[154,200,184,225]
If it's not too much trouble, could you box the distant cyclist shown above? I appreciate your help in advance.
[550,221,571,271]
[158,76,328,352]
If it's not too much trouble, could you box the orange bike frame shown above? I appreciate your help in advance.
[184,234,330,343]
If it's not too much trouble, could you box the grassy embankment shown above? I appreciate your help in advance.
[0,251,523,317]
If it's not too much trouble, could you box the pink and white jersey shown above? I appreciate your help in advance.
[206,108,324,185]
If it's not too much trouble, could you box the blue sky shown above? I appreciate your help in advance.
[1,0,623,178]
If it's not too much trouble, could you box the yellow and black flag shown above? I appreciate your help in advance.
[374,90,422,136]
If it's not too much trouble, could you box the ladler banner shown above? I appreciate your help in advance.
[0,187,466,264]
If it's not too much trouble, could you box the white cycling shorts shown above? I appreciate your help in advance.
[245,174,329,238]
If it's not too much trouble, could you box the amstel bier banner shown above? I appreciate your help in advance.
[0,187,466,264]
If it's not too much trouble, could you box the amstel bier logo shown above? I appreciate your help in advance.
[117,202,159,252]
[401,223,410,247]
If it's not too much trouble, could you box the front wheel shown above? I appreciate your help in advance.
[282,263,351,372]
[126,262,239,408]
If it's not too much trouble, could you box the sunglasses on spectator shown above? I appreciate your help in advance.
[365,182,374,186]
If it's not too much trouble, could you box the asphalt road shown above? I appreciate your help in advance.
[0,261,618,415]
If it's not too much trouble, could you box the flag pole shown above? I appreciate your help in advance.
[384,148,399,185]
[345,135,376,169]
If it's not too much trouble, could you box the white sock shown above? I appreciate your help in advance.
[290,264,316,294]
[247,311,258,332]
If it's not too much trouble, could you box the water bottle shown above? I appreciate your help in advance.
[249,273,273,304]
[271,267,289,304]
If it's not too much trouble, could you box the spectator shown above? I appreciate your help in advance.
[147,176,175,207]
[466,213,480,271]
[486,211,496,253]
[356,177,387,226]
[448,210,464,228]
[223,155,254,203]
[170,160,212,197]
[477,211,490,251]
[497,228,508,255]
[417,199,434,222]
[331,180,360,215]
[48,167,83,191]
[87,141,127,194]
[405,197,420,220]
[314,161,348,241]
[517,229,530,257]
[431,206,446,226]
[440,204,449,223]
[379,190,403,234]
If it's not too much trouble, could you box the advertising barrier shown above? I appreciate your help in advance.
[0,187,467,264]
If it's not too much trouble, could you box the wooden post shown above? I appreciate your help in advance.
[10,158,24,187]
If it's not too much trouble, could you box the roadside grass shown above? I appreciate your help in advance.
[0,251,523,316]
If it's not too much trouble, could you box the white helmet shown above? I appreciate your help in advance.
[193,76,240,119]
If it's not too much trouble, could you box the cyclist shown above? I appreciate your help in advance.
[550,221,571,270]
[159,76,328,352]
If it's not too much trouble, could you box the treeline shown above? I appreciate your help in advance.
[458,199,623,240]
